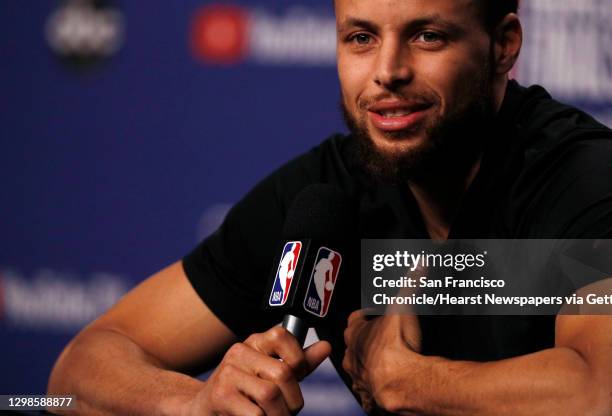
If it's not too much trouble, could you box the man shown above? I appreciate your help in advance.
[48,0,612,415]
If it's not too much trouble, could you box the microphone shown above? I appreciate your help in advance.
[263,184,358,346]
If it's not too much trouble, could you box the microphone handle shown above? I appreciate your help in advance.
[282,314,308,346]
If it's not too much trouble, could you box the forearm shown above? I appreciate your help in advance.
[48,328,204,416]
[382,347,608,416]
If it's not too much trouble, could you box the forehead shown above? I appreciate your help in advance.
[335,0,481,29]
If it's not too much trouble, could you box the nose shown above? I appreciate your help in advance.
[374,38,413,90]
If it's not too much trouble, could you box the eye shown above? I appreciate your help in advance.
[351,33,372,45]
[417,31,442,43]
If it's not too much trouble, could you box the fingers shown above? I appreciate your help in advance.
[225,342,304,414]
[201,325,329,416]
[344,315,367,347]
[345,309,379,347]
[302,340,332,379]
[347,309,366,326]
[204,326,331,416]
[209,362,290,416]
[235,369,292,416]
[342,348,353,374]
[209,378,265,416]
[245,326,308,376]
[347,308,378,325]
[246,327,331,380]
[254,356,304,413]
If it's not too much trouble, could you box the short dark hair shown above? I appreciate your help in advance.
[476,0,520,32]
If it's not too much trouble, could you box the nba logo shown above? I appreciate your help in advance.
[269,241,302,306]
[303,247,342,317]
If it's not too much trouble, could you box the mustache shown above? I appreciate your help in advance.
[357,91,438,111]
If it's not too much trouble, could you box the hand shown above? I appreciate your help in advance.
[188,326,331,416]
[342,310,421,413]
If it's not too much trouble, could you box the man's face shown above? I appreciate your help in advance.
[336,0,495,181]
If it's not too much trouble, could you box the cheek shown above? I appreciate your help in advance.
[415,53,486,111]
[337,53,371,108]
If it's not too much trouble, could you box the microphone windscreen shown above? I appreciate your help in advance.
[282,184,357,240]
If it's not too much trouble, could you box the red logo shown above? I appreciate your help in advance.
[190,4,250,64]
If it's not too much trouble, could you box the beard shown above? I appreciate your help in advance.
[342,57,496,185]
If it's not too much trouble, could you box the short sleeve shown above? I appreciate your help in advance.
[521,135,612,297]
[532,138,612,238]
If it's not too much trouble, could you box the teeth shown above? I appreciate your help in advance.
[380,109,411,117]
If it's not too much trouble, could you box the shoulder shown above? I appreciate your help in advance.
[516,87,612,185]
[513,83,612,151]
[507,84,612,237]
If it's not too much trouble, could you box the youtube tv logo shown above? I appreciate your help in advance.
[190,4,250,64]
[189,3,336,66]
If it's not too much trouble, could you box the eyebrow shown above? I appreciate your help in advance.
[337,14,463,34]
[337,17,379,34]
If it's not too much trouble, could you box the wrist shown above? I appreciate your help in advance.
[156,379,206,416]
[375,352,437,414]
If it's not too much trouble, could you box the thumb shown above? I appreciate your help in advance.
[298,340,332,380]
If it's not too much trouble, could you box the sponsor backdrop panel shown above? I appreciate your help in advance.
[1,1,611,415]
[1,1,362,413]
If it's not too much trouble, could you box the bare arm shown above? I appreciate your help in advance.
[48,261,331,416]
[343,313,612,416]
[47,261,238,415]
[387,315,611,415]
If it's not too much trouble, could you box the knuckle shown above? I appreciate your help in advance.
[343,328,351,345]
[225,343,246,360]
[217,362,236,383]
[290,394,305,413]
[270,361,293,383]
[348,309,361,323]
[283,348,306,368]
[245,332,261,346]
[268,326,287,342]
[210,383,229,404]
[224,345,238,360]
[215,361,229,378]
[377,391,402,414]
[258,381,281,403]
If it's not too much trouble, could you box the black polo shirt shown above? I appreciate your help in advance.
[183,80,612,368]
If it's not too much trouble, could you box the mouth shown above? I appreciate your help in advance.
[367,101,433,133]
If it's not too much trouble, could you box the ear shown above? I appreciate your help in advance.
[492,13,523,75]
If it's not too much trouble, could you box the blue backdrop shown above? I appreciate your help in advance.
[1,1,611,415]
